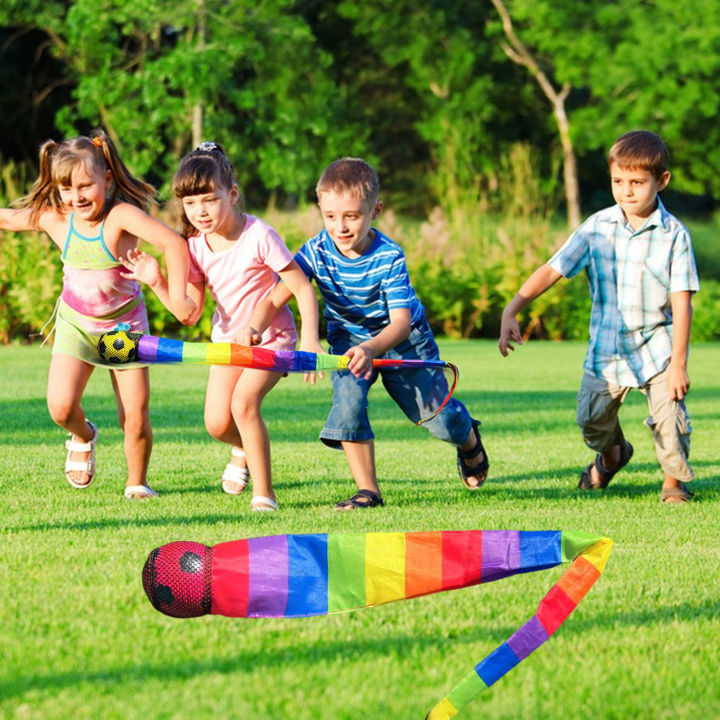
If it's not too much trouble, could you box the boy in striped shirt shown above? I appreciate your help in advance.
[258,157,488,509]
[499,131,699,503]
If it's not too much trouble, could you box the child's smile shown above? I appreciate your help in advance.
[58,163,111,224]
[318,190,382,259]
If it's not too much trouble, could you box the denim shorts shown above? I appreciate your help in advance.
[320,319,474,448]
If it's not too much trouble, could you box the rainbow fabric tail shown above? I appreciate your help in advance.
[142,529,612,718]
[98,331,459,424]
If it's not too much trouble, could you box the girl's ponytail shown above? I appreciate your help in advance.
[18,140,62,225]
[89,129,157,210]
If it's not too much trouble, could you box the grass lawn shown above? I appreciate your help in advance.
[1,340,719,720]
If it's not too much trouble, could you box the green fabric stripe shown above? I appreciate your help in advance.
[316,353,346,371]
[327,533,366,612]
[561,530,602,562]
[181,342,208,363]
[447,670,487,709]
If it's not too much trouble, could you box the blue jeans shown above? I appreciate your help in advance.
[320,320,475,448]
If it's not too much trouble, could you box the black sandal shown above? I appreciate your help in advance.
[334,489,385,511]
[457,420,489,490]
[578,442,633,490]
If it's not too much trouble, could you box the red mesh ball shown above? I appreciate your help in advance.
[142,541,213,618]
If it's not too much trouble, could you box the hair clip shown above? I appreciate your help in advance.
[91,136,104,147]
[196,141,219,152]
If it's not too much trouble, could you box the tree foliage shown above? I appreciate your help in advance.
[1,0,719,208]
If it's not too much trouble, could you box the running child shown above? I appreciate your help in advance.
[256,157,488,509]
[0,129,195,498]
[499,130,699,503]
[122,142,320,512]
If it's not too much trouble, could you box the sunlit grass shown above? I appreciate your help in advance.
[1,341,718,719]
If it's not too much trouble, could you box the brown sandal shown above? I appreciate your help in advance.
[660,483,694,503]
[578,442,633,490]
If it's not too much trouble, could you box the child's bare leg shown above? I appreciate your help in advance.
[341,440,381,497]
[230,369,282,502]
[111,366,152,488]
[205,365,249,491]
[46,353,95,485]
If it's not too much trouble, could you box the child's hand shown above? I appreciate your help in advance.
[346,343,374,379]
[498,312,523,357]
[300,340,326,385]
[666,361,690,400]
[235,327,263,347]
[120,249,162,287]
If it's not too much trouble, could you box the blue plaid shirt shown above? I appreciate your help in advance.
[548,199,699,387]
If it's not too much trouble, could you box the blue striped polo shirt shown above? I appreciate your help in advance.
[548,199,700,387]
[295,228,426,342]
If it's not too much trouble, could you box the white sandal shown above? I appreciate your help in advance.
[221,447,249,494]
[65,420,98,489]
[251,495,278,512]
[124,485,159,500]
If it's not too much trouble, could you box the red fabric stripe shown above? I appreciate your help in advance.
[251,347,276,368]
[536,583,577,635]
[405,531,444,598]
[441,530,483,591]
[211,539,249,617]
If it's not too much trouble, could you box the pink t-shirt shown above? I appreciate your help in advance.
[187,214,296,349]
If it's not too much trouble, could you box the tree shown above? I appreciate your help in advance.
[489,0,580,227]
[1,0,368,203]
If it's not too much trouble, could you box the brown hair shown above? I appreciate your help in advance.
[19,129,156,225]
[316,157,379,207]
[607,131,669,179]
[172,142,243,239]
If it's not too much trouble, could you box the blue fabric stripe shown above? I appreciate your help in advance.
[475,642,520,686]
[155,337,184,362]
[286,534,329,617]
[518,531,562,573]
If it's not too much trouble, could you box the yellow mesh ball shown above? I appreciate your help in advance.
[97,331,139,364]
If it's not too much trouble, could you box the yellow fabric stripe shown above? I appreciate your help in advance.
[365,532,406,606]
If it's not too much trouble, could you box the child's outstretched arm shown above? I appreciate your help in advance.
[120,249,205,326]
[346,307,412,380]
[499,263,563,356]
[112,204,197,323]
[0,208,36,232]
[667,290,693,400]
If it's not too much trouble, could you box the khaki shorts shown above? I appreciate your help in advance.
[576,368,693,482]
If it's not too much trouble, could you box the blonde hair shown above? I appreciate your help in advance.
[608,131,670,180]
[19,129,156,225]
[316,157,379,207]
[172,142,243,239]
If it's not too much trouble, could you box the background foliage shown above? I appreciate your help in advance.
[2,0,720,342]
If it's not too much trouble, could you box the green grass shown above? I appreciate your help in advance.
[1,340,719,720]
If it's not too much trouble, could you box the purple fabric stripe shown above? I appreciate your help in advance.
[247,535,289,617]
[481,530,521,582]
[138,335,159,362]
[273,350,295,372]
[507,615,550,661]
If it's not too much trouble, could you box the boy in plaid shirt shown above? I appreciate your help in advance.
[499,131,699,503]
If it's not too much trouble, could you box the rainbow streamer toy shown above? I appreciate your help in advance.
[97,330,459,423]
[142,529,612,718]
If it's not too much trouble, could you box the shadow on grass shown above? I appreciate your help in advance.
[2,596,718,702]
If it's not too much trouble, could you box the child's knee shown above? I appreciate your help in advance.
[47,398,76,427]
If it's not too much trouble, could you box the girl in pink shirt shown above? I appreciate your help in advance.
[122,142,320,511]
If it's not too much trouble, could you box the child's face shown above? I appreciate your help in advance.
[57,162,112,222]
[610,162,670,226]
[181,185,239,236]
[317,190,382,258]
